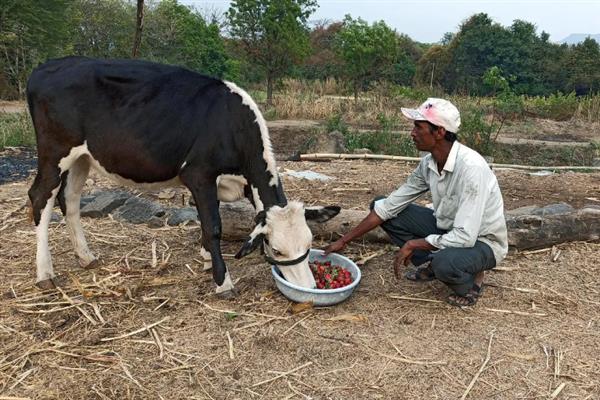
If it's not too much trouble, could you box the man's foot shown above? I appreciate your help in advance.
[447,271,486,307]
[447,292,478,307]
[404,264,435,282]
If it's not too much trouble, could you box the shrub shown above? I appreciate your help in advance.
[0,112,35,149]
[525,92,578,121]
[459,107,497,156]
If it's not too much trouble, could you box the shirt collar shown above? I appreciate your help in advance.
[427,141,461,175]
[443,141,461,173]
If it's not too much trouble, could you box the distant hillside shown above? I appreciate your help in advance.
[559,33,600,45]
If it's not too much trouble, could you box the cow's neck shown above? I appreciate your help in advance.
[244,168,286,212]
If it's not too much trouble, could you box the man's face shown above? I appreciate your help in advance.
[410,121,438,151]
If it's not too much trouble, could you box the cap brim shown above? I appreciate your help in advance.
[401,107,426,121]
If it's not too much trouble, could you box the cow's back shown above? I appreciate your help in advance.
[26,57,250,183]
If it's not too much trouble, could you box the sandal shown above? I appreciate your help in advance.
[447,283,485,307]
[447,292,478,307]
[404,264,435,282]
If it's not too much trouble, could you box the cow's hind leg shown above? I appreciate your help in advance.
[180,172,236,297]
[58,156,98,269]
[28,163,62,289]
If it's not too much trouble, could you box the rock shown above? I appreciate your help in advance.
[147,216,165,228]
[305,130,348,154]
[112,197,165,224]
[505,205,539,217]
[531,202,574,216]
[50,211,62,223]
[166,207,198,226]
[81,191,131,218]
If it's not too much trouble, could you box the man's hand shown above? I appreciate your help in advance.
[394,242,414,279]
[393,239,437,279]
[323,239,346,255]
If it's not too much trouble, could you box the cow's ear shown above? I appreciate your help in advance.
[235,222,268,259]
[305,205,341,223]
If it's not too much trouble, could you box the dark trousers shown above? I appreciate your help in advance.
[371,198,496,296]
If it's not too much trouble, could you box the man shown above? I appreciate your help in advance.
[324,98,508,306]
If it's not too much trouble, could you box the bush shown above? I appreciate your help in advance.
[574,94,600,123]
[0,112,35,149]
[459,107,497,156]
[525,92,578,121]
[329,112,418,156]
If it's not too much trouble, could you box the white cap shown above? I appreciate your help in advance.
[401,98,461,133]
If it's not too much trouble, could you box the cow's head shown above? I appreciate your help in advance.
[235,201,341,288]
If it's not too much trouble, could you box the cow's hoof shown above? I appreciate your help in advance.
[216,288,239,299]
[82,259,100,270]
[36,279,57,290]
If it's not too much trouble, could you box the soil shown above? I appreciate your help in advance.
[1,152,599,399]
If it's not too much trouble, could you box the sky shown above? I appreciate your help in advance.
[180,0,600,44]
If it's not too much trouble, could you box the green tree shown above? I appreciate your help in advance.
[143,0,234,79]
[334,15,398,100]
[0,0,73,98]
[564,38,600,95]
[70,0,135,58]
[444,13,510,94]
[414,45,451,89]
[296,21,343,80]
[227,0,317,105]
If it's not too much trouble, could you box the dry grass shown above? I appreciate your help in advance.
[1,160,600,399]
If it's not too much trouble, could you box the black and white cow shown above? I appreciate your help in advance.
[26,56,340,296]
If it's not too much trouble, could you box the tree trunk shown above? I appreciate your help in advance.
[131,0,145,58]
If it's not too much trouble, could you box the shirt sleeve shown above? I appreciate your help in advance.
[425,165,490,249]
[373,161,429,221]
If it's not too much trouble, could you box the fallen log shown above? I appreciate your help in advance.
[212,201,600,251]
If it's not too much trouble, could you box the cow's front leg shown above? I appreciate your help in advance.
[182,175,237,298]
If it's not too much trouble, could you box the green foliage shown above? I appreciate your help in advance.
[0,0,73,98]
[459,107,497,156]
[574,94,600,123]
[526,92,578,121]
[333,16,398,99]
[563,38,600,95]
[325,113,349,135]
[227,0,317,103]
[328,112,417,156]
[70,0,135,58]
[0,112,35,149]
[143,0,233,78]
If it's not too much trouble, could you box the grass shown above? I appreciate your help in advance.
[493,143,598,166]
[0,112,35,149]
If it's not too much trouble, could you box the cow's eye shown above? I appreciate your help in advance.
[272,248,282,257]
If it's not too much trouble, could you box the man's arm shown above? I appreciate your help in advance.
[323,210,384,254]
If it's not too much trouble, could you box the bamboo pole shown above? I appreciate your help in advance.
[299,153,600,171]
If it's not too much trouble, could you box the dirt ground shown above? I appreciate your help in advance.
[1,159,599,400]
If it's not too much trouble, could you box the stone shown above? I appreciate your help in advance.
[305,130,348,154]
[112,197,165,224]
[166,207,198,226]
[81,191,131,218]
[352,148,373,155]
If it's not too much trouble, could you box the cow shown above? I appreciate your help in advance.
[26,56,340,297]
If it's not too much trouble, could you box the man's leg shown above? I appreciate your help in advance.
[370,197,445,266]
[429,241,496,299]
